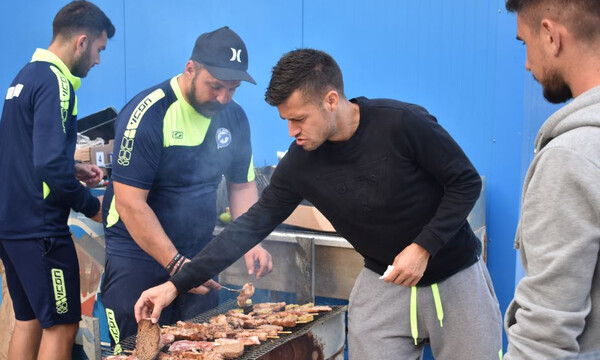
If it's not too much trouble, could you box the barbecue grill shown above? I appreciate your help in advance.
[103,299,347,360]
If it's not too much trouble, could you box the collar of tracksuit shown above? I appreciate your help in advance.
[31,48,81,91]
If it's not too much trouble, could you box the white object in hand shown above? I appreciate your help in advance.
[379,265,394,280]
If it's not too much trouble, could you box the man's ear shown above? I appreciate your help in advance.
[184,60,197,79]
[323,90,339,112]
[541,18,562,56]
[75,34,88,54]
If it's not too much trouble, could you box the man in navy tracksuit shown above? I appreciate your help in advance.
[0,2,114,358]
[100,27,273,353]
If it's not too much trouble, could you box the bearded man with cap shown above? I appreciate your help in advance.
[100,26,272,352]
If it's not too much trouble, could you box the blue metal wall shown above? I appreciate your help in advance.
[0,0,565,349]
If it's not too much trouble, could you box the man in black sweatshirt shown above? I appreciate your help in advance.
[135,49,502,359]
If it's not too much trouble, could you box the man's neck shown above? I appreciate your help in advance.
[332,99,360,142]
[47,40,74,72]
[177,75,190,103]
[565,46,600,98]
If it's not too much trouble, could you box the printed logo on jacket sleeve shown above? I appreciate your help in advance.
[5,84,24,100]
[49,67,70,134]
[117,89,165,166]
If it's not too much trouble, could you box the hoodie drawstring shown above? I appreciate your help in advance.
[410,286,418,345]
[431,283,444,327]
[410,283,445,346]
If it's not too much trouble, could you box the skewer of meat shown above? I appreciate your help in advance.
[169,340,216,353]
[285,303,333,313]
[163,322,274,342]
[209,314,245,329]
[158,351,224,360]
[253,310,314,326]
[251,302,285,312]
[168,340,244,359]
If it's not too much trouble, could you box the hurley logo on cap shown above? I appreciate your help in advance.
[230,48,242,62]
[191,26,256,84]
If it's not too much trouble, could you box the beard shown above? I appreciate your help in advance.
[186,78,226,117]
[537,68,572,104]
[301,110,337,151]
[71,47,93,78]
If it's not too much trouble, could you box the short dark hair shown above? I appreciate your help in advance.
[52,1,115,41]
[265,49,345,107]
[505,0,600,41]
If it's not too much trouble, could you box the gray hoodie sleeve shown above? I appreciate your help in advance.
[505,146,600,359]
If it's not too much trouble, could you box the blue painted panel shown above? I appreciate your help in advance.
[488,7,525,348]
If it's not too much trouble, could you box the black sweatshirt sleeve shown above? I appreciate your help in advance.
[402,105,481,256]
[170,158,303,294]
[32,68,99,218]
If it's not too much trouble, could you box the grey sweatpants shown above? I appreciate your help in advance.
[348,258,502,360]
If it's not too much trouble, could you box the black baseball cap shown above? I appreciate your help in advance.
[190,26,256,85]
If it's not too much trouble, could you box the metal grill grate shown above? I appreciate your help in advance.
[103,299,346,359]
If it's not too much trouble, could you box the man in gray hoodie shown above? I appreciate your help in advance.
[504,0,600,359]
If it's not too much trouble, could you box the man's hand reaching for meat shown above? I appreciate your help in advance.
[135,281,178,324]
[243,244,273,279]
[134,279,220,323]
